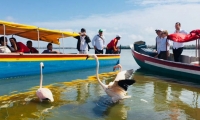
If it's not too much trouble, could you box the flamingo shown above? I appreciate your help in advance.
[36,62,54,102]
[86,54,135,103]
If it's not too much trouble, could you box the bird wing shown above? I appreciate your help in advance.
[36,88,54,102]
[108,79,135,91]
[114,69,134,81]
[117,79,135,91]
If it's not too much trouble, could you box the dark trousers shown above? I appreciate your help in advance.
[106,48,113,54]
[95,49,103,54]
[173,47,183,62]
[158,51,168,60]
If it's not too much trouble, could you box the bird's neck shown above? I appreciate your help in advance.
[95,57,107,90]
[40,67,43,88]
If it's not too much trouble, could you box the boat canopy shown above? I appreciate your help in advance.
[0,20,79,44]
[167,29,200,43]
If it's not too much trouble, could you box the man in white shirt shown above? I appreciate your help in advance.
[92,29,105,54]
[0,36,11,53]
[173,22,187,62]
[155,29,162,52]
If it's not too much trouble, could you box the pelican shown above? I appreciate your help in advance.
[86,54,135,103]
[36,62,54,102]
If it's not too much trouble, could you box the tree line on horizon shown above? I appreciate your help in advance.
[36,44,197,49]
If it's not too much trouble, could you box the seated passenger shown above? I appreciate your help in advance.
[155,30,170,60]
[0,36,11,53]
[26,41,39,53]
[9,37,30,53]
[42,43,61,54]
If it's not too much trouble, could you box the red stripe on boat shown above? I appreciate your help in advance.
[132,50,200,71]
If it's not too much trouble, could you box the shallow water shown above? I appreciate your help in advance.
[0,49,200,120]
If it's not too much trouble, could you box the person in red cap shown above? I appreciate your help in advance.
[106,35,121,54]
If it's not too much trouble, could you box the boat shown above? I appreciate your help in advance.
[0,20,120,79]
[130,30,200,83]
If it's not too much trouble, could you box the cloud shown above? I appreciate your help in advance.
[127,0,200,6]
[22,2,200,48]
[129,34,143,40]
[5,16,15,22]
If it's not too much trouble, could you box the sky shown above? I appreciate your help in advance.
[1,0,200,48]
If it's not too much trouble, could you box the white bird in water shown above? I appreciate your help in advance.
[36,62,54,102]
[86,54,135,103]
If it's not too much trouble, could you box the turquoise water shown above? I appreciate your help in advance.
[0,49,200,120]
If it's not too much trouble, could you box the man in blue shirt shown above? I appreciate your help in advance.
[42,43,61,54]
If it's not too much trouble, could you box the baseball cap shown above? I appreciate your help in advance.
[81,28,86,32]
[155,29,163,32]
[116,34,121,38]
[99,29,103,32]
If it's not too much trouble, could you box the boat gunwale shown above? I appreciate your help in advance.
[131,48,200,70]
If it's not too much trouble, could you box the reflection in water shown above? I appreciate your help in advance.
[93,95,129,120]
[133,68,200,120]
[1,67,200,120]
[0,71,120,120]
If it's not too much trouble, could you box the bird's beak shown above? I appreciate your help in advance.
[86,55,89,60]
[42,66,44,69]
[113,66,117,71]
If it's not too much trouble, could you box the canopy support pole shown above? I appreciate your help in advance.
[37,28,40,53]
[196,40,197,58]
[59,42,60,52]
[198,39,200,64]
[3,24,6,53]
[62,33,64,53]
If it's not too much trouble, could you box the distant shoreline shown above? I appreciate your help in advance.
[35,45,197,49]
[36,47,196,50]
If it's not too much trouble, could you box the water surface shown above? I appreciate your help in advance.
[0,49,199,120]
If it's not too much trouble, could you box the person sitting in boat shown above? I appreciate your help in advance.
[9,37,30,53]
[42,43,61,54]
[74,28,91,54]
[0,36,11,53]
[106,35,121,54]
[155,30,170,60]
[26,41,39,53]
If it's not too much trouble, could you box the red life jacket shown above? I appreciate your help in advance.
[16,42,30,53]
[107,38,118,51]
[30,47,39,53]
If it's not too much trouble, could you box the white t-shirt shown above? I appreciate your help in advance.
[157,37,169,54]
[92,34,105,50]
[80,36,88,51]
[173,29,187,49]
[0,46,11,53]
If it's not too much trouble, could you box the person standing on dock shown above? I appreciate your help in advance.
[173,22,187,62]
[92,29,105,54]
[74,28,91,54]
